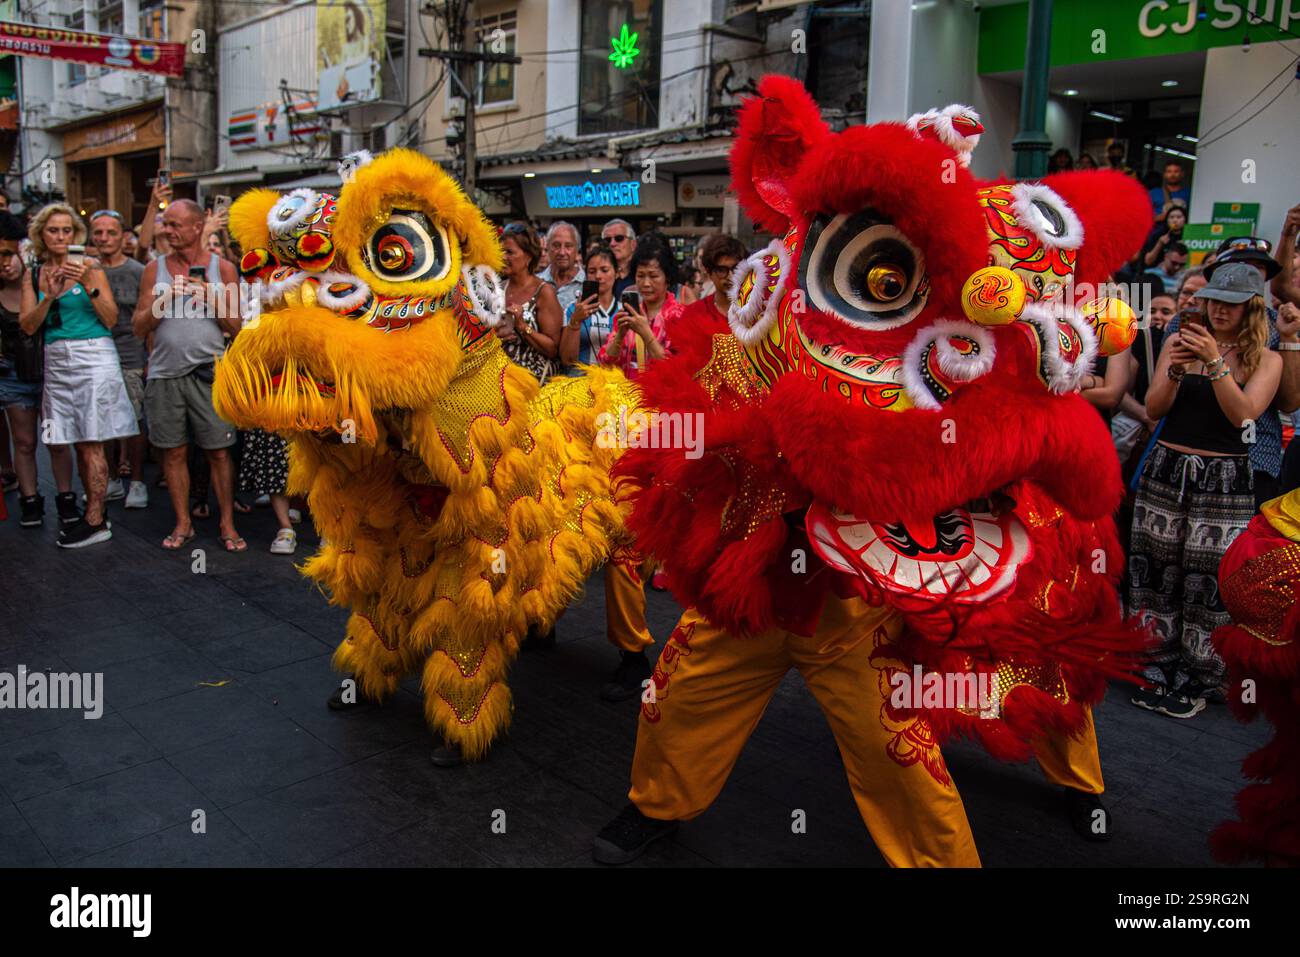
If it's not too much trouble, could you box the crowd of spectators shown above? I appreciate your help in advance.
[0,182,284,551]
[4,176,1300,730]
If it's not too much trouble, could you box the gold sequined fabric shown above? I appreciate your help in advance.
[996,659,1069,705]
[438,682,495,724]
[718,452,790,538]
[1222,544,1300,647]
[695,334,767,403]
[430,345,512,472]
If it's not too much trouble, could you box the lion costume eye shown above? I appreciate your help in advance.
[362,209,453,284]
[1009,182,1084,250]
[800,211,928,329]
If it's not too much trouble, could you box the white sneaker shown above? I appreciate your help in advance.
[85,480,126,504]
[270,528,297,555]
[288,508,302,524]
[124,481,149,509]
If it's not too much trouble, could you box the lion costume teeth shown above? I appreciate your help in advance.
[214,148,644,759]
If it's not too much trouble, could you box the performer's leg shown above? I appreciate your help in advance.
[1034,708,1112,840]
[791,597,981,868]
[628,607,790,821]
[1033,707,1105,794]
[604,556,654,653]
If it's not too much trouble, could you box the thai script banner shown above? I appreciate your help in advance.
[0,21,185,78]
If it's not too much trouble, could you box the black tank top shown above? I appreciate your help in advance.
[1160,372,1248,455]
[0,300,20,362]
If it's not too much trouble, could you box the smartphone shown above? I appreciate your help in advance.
[580,279,599,302]
[156,169,171,188]
[1181,309,1205,329]
[66,244,85,266]
[620,289,642,313]
[212,194,232,218]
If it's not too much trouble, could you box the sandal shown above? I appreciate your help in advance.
[219,535,248,553]
[190,502,211,519]
[162,530,196,550]
[233,497,253,515]
[117,461,132,478]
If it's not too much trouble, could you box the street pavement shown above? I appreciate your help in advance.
[0,461,1267,868]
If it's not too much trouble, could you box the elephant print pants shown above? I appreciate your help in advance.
[1126,444,1252,693]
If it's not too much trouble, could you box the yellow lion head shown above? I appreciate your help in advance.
[215,149,505,445]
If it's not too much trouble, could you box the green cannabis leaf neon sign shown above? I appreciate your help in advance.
[609,24,640,69]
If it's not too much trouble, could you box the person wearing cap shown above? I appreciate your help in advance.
[1164,236,1299,504]
[1206,235,1282,285]
[1128,263,1282,720]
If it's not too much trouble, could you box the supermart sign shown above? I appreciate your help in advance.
[979,0,1300,73]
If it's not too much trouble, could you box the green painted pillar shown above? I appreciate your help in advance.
[1012,0,1053,180]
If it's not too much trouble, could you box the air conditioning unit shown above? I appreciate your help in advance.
[97,70,128,98]
[368,125,387,153]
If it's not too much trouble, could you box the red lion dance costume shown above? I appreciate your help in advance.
[606,77,1152,866]
[1212,489,1300,866]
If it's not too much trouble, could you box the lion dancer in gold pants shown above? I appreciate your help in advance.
[598,595,982,866]
[594,589,1111,865]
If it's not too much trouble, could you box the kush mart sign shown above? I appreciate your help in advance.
[979,0,1300,73]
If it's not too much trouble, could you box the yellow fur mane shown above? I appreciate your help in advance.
[214,150,642,757]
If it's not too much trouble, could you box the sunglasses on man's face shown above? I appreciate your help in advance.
[605,234,629,243]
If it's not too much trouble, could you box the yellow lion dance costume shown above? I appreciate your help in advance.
[214,149,639,758]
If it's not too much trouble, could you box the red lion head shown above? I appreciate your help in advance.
[617,76,1154,755]
[716,77,1151,613]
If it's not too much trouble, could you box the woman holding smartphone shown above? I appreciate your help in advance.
[1142,202,1189,269]
[19,204,137,547]
[599,237,680,376]
[496,223,561,384]
[1128,263,1282,718]
[558,245,619,371]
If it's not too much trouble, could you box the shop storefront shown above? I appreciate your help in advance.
[58,104,164,227]
[976,0,1300,244]
[520,169,679,247]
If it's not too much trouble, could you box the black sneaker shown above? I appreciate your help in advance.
[326,675,374,711]
[1064,789,1112,842]
[1130,684,1166,711]
[430,740,463,768]
[600,650,652,702]
[18,494,44,528]
[593,803,678,864]
[54,491,81,528]
[1154,689,1206,719]
[1191,682,1226,705]
[56,518,112,549]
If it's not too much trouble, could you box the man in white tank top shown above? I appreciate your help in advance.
[132,199,246,552]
